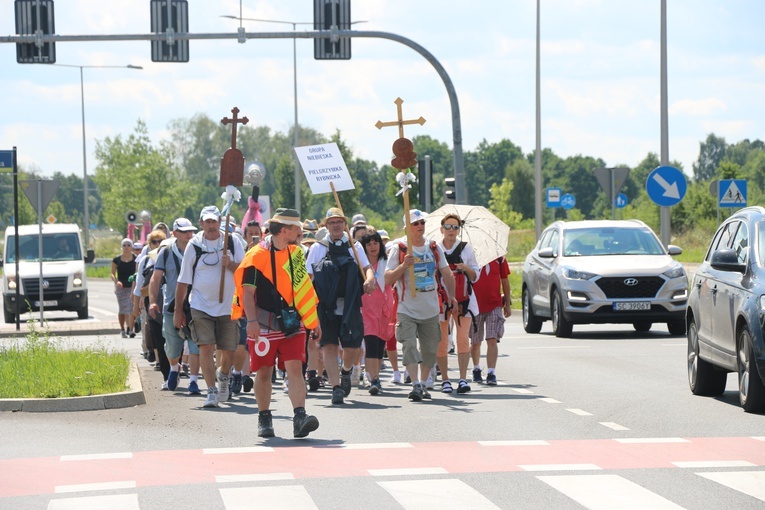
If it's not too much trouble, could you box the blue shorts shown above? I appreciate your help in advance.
[163,311,199,359]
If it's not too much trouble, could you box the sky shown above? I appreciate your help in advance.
[1,0,764,186]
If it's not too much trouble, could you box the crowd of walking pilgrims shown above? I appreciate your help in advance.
[112,204,512,439]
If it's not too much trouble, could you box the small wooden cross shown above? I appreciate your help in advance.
[375,97,426,139]
[219,107,249,187]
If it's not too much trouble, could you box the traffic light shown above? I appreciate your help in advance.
[418,156,432,211]
[444,177,456,204]
[150,0,189,63]
[15,0,56,64]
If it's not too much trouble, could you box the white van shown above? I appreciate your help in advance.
[1,224,95,323]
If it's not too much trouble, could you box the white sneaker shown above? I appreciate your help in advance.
[283,376,290,393]
[425,376,434,389]
[391,370,402,384]
[203,388,219,408]
[216,368,230,402]
[351,366,361,387]
[161,380,169,391]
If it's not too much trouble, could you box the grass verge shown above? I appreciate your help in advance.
[0,325,130,399]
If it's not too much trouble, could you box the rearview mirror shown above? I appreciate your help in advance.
[710,248,746,274]
[85,249,95,264]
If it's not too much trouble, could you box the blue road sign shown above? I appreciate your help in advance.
[0,150,13,172]
[546,187,562,208]
[615,193,628,209]
[561,193,576,210]
[718,179,747,208]
[646,165,686,207]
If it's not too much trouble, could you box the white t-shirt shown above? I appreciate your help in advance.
[306,239,370,275]
[177,233,245,317]
[386,237,448,319]
[438,240,480,317]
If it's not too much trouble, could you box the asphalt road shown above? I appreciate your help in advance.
[2,312,764,509]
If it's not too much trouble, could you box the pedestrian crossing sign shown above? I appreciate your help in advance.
[718,179,747,208]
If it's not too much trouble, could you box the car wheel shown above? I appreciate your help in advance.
[737,327,765,413]
[551,290,573,338]
[687,317,726,396]
[667,319,686,336]
[522,287,543,334]
[633,321,652,332]
[77,303,89,320]
[3,307,14,324]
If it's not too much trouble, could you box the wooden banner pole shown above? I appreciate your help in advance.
[402,188,416,298]
[330,181,367,280]
[219,214,231,303]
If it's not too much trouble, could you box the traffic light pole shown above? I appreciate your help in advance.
[4,29,467,203]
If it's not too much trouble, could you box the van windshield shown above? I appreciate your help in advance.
[5,233,82,263]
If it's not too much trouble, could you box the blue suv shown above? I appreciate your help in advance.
[686,206,765,413]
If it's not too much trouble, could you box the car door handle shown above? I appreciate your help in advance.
[711,284,718,295]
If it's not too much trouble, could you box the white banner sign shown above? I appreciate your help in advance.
[294,142,355,195]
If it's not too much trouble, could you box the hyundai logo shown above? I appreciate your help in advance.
[623,278,638,286]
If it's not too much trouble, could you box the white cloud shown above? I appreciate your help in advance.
[670,98,727,116]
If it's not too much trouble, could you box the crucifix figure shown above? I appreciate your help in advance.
[219,107,249,187]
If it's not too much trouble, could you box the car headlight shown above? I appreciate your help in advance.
[73,273,83,287]
[562,266,597,280]
[663,264,685,279]
[8,277,16,290]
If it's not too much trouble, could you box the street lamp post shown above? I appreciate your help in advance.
[53,64,142,250]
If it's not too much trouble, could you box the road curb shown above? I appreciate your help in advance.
[0,322,121,339]
[0,362,146,412]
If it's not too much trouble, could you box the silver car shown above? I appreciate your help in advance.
[522,219,688,337]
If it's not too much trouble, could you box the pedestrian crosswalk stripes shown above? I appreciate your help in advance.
[40,470,765,509]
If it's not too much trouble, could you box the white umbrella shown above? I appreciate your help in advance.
[424,204,510,267]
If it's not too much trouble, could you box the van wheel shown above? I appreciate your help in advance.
[522,287,542,333]
[77,301,89,320]
[4,308,14,324]
[687,317,726,396]
[738,327,765,413]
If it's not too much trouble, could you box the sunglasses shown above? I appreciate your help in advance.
[150,240,161,245]
[411,220,426,226]
[442,224,460,231]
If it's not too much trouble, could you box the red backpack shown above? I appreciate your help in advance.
[394,241,448,309]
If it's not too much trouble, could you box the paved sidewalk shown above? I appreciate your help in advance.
[0,319,120,339]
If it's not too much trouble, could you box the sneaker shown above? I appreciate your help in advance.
[404,371,412,384]
[472,367,483,383]
[293,410,320,438]
[457,379,471,394]
[441,380,453,394]
[331,386,344,405]
[408,383,423,402]
[258,412,275,438]
[167,370,179,391]
[203,388,219,408]
[231,373,243,394]
[340,371,352,397]
[391,371,402,384]
[120,330,127,339]
[242,375,254,393]
[147,351,156,363]
[283,377,290,393]
[161,380,169,391]
[188,380,201,395]
[425,375,434,390]
[129,330,136,338]
[350,366,361,387]
[486,372,497,386]
[422,387,432,399]
[307,374,321,392]
[369,379,380,396]
[216,368,230,402]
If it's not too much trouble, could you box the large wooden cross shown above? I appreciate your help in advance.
[376,97,426,297]
[375,97,426,139]
[219,107,249,187]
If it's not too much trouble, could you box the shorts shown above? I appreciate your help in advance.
[395,313,440,368]
[163,311,199,359]
[470,307,505,345]
[385,334,397,352]
[364,335,386,359]
[247,328,306,372]
[319,314,363,349]
[189,308,238,351]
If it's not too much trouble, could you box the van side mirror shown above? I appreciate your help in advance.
[85,249,95,264]
[0,257,3,268]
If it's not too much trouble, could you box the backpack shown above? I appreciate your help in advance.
[395,240,448,308]
[445,241,473,304]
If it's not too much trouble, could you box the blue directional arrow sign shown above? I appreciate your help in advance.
[546,187,562,208]
[646,165,686,207]
[718,179,747,208]
[615,193,628,209]
[0,150,13,172]
[561,193,576,210]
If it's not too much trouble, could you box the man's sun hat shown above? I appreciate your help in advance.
[302,219,319,232]
[200,205,221,222]
[172,217,197,232]
[271,208,303,227]
[325,207,348,223]
[404,209,428,225]
[351,213,367,226]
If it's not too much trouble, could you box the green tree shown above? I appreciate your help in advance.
[488,178,523,228]
[692,133,726,182]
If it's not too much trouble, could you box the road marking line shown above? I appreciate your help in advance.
[538,397,562,403]
[599,422,630,431]
[516,346,590,350]
[538,474,686,509]
[54,481,136,494]
[478,440,550,446]
[60,452,133,461]
[338,442,413,449]
[510,388,535,394]
[673,460,756,468]
[369,467,448,476]
[203,446,273,454]
[614,437,688,444]
[48,494,139,509]
[520,463,601,472]
[220,486,317,510]
[88,306,114,316]
[567,408,593,416]
[378,478,501,510]
[216,473,294,483]
[697,471,765,501]
[753,437,765,441]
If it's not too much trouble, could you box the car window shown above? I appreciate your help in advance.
[731,221,748,265]
[714,221,739,254]
[758,221,765,267]
[538,230,552,250]
[563,227,663,256]
[704,226,727,262]
[548,231,560,255]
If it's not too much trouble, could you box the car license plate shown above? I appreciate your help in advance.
[34,300,58,307]
[613,302,650,311]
